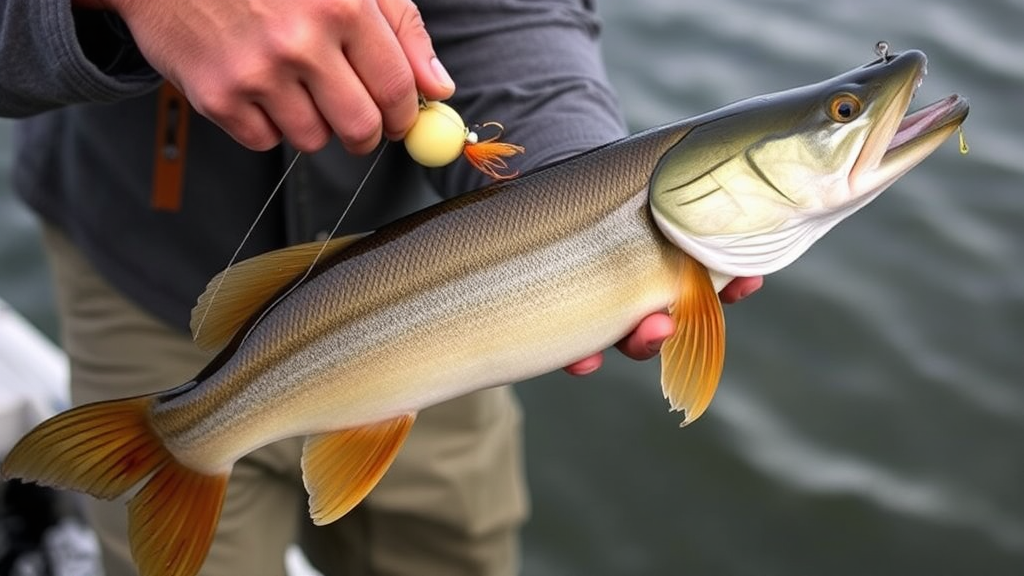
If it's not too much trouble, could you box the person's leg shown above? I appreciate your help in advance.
[42,227,302,576]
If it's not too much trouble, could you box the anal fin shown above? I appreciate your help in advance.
[661,254,726,426]
[301,413,416,526]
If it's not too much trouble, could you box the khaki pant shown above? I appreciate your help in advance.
[42,227,528,576]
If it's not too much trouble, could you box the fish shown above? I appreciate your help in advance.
[2,49,967,576]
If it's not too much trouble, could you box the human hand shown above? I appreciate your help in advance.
[94,0,455,153]
[563,276,764,376]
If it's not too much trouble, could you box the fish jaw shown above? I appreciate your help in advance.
[649,49,969,278]
[850,93,969,196]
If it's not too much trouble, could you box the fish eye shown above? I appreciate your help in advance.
[828,93,862,122]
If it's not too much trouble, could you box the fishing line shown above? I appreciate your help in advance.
[194,95,519,344]
[234,140,390,347]
[287,140,390,286]
[193,150,303,342]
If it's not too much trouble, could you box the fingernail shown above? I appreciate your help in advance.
[430,57,455,91]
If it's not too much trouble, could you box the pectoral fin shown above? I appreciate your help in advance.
[190,234,368,351]
[301,413,416,525]
[661,254,726,426]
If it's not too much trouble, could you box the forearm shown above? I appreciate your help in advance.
[0,0,159,117]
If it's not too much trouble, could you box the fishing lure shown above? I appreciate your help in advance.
[404,100,525,180]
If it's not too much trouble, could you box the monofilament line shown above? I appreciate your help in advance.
[193,151,304,342]
[235,140,390,347]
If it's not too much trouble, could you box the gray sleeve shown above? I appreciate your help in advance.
[423,0,628,196]
[0,0,160,117]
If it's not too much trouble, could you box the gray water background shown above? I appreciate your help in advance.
[1,0,1022,574]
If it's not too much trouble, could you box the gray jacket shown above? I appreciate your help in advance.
[0,0,626,330]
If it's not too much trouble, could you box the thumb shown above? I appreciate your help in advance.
[379,0,455,100]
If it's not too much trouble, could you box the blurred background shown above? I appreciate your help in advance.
[1,0,1022,575]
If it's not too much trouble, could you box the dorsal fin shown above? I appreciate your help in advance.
[190,234,368,351]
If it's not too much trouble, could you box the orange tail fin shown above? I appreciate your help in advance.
[1,396,230,576]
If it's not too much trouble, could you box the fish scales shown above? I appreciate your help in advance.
[150,126,693,470]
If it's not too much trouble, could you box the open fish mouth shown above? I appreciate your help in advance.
[888,94,969,153]
[852,51,969,194]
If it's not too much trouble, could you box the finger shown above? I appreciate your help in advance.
[344,6,420,140]
[615,313,675,360]
[564,353,603,377]
[305,53,385,155]
[190,89,283,152]
[257,82,333,153]
[719,276,764,304]
[377,0,455,101]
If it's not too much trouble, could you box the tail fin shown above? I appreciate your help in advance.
[2,396,230,576]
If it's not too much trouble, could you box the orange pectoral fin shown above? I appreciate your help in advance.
[660,255,726,426]
[301,413,416,526]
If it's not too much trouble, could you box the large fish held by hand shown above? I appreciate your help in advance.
[3,49,967,576]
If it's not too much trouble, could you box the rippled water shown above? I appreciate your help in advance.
[1,1,1022,575]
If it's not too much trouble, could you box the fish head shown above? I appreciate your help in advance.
[650,49,969,278]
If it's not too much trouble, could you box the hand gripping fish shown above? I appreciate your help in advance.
[3,49,967,576]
